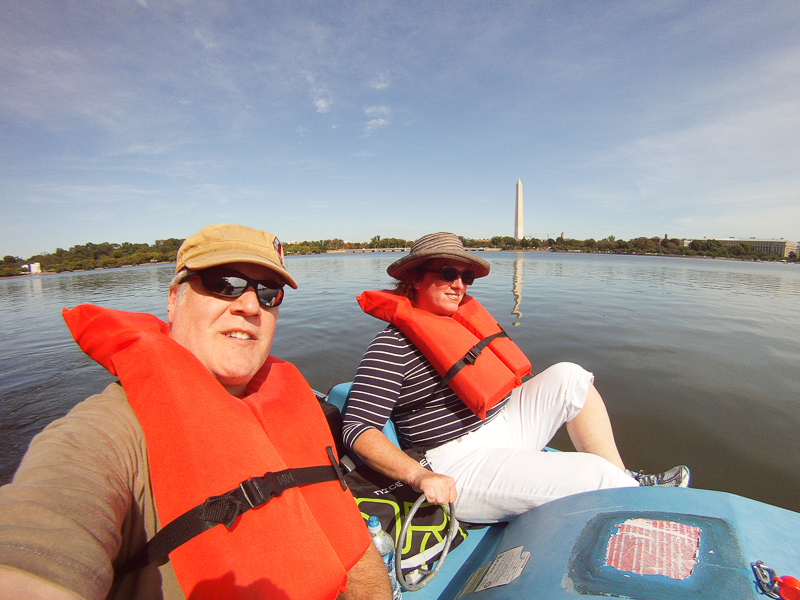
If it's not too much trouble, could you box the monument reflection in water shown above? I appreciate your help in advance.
[511,257,523,326]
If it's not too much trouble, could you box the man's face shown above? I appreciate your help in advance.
[167,261,281,396]
[412,258,472,316]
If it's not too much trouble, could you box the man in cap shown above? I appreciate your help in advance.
[0,224,390,599]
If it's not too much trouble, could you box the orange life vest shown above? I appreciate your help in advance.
[357,290,531,420]
[63,304,369,600]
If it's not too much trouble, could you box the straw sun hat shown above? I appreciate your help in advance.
[386,232,490,280]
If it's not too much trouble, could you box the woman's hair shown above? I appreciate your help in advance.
[392,263,427,300]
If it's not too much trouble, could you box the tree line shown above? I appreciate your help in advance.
[2,234,795,277]
[283,235,410,254]
[476,235,796,261]
[286,235,796,262]
[1,239,184,277]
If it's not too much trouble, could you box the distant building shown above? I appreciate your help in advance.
[683,238,799,257]
[28,262,42,274]
[717,238,798,257]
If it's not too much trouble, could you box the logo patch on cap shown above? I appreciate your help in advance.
[274,237,285,267]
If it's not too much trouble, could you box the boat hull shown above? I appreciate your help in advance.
[323,383,799,599]
[415,485,800,599]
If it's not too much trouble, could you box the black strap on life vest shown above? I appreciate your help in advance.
[438,329,508,388]
[402,327,509,410]
[114,446,347,581]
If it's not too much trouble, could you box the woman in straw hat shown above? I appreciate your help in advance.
[342,232,688,524]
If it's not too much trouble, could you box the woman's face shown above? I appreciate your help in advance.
[412,259,474,316]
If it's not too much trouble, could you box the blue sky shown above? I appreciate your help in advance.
[2,1,799,258]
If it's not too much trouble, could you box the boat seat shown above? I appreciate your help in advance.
[327,382,401,447]
[327,382,498,599]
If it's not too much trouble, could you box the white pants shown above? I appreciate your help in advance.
[425,362,638,523]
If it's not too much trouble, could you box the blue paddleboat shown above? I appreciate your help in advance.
[325,382,800,600]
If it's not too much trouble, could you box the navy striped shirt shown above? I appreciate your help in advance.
[342,325,509,451]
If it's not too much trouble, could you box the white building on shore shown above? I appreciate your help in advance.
[682,238,799,257]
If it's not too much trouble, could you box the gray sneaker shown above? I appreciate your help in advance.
[626,465,690,488]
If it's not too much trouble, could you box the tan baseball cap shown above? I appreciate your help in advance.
[175,223,298,289]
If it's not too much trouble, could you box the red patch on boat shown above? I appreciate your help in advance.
[604,518,700,579]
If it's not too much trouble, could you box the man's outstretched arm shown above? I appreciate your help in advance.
[338,542,392,600]
[0,566,83,600]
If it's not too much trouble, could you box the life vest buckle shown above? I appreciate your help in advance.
[464,347,480,365]
[240,473,284,509]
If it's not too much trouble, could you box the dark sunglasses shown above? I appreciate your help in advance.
[425,266,476,286]
[184,267,284,307]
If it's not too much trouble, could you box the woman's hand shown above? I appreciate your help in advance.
[408,469,457,505]
[352,428,458,505]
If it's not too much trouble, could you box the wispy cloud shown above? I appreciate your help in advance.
[306,74,332,113]
[22,184,160,205]
[365,118,389,131]
[370,73,390,90]
[365,105,390,117]
[364,105,390,132]
[193,27,220,51]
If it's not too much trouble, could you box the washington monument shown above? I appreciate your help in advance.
[514,178,524,240]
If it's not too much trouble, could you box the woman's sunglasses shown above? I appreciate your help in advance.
[184,267,285,307]
[425,266,476,286]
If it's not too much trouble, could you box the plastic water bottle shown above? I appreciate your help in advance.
[368,515,402,599]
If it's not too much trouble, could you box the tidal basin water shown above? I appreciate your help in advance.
[1,252,799,512]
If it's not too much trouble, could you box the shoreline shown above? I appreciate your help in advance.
[2,261,176,279]
[2,253,794,279]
